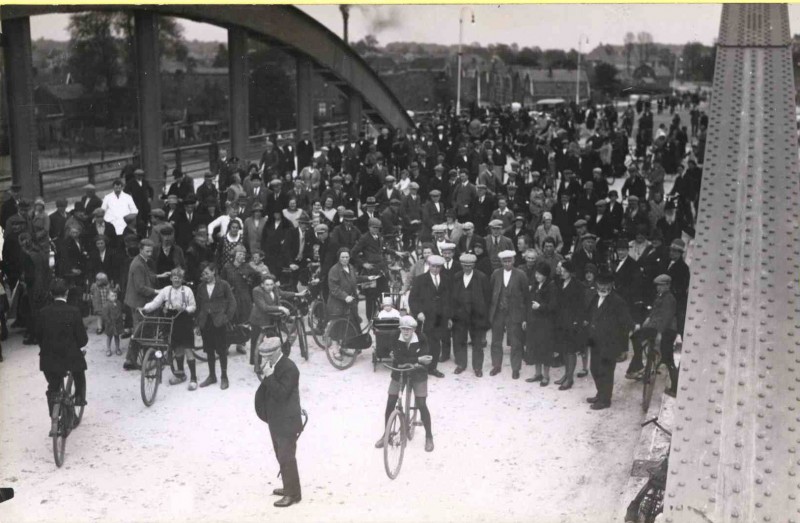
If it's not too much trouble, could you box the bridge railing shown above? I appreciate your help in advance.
[12,121,350,200]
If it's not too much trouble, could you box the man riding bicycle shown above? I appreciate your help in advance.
[375,315,435,452]
[38,278,88,436]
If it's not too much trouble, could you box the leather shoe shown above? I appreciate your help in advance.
[489,367,501,376]
[425,436,434,452]
[576,369,588,378]
[558,380,573,391]
[590,401,611,410]
[199,376,217,388]
[429,370,445,378]
[540,378,549,387]
[525,375,543,383]
[474,369,483,377]
[236,345,247,355]
[664,388,677,398]
[586,396,599,404]
[123,362,141,371]
[454,366,465,375]
[274,496,300,508]
[375,436,385,449]
[554,376,566,385]
[169,374,187,386]
[273,488,287,496]
[220,376,229,390]
[512,370,520,380]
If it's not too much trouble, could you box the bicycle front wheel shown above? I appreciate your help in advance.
[641,349,658,413]
[141,348,161,407]
[383,409,407,480]
[323,317,360,370]
[309,299,327,348]
[67,374,85,428]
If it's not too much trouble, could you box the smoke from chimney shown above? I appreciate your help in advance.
[354,5,403,35]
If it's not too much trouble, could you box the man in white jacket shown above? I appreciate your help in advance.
[101,178,138,235]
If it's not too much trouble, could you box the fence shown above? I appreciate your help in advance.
[6,121,350,200]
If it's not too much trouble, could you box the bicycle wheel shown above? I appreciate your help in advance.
[383,409,407,479]
[52,401,67,468]
[67,374,85,428]
[140,348,161,407]
[192,327,207,362]
[323,317,360,370]
[641,347,658,413]
[309,299,327,348]
[298,321,309,361]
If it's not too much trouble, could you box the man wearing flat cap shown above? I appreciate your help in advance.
[49,198,70,243]
[374,175,399,215]
[266,178,290,216]
[661,239,690,337]
[488,250,529,378]
[571,232,599,281]
[330,209,360,251]
[195,172,220,213]
[485,219,514,271]
[401,182,424,249]
[586,271,633,410]
[421,190,446,241]
[351,217,390,319]
[409,255,452,378]
[175,194,203,251]
[85,207,118,253]
[628,274,678,394]
[355,197,379,235]
[79,184,103,218]
[451,170,477,222]
[470,183,495,235]
[123,239,159,370]
[551,192,578,255]
[451,253,492,376]
[154,224,186,288]
[380,198,404,237]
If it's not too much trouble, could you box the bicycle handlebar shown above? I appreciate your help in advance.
[382,363,426,372]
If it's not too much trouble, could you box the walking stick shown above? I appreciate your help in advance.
[277,409,308,478]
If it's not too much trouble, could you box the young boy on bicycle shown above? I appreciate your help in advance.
[375,315,435,452]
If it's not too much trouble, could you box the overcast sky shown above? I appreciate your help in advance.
[25,4,800,50]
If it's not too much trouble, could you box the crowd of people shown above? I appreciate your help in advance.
[0,95,702,415]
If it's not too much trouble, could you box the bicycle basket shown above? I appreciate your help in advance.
[226,323,251,345]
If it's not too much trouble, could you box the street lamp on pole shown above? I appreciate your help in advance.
[456,6,475,117]
[672,53,683,94]
[576,34,588,106]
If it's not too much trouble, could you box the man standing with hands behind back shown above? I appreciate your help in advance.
[255,337,303,508]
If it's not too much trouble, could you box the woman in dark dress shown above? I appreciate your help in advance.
[261,210,291,278]
[525,262,557,386]
[220,244,257,354]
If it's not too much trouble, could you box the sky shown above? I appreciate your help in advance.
[24,4,800,50]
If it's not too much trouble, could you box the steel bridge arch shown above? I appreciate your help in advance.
[1,4,414,131]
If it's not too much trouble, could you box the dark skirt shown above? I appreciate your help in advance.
[525,316,555,366]
[166,310,195,349]
[556,327,584,355]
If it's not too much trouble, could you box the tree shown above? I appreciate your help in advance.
[624,32,635,73]
[67,12,119,94]
[212,43,228,68]
[352,34,379,55]
[592,62,620,95]
[516,46,541,67]
[682,42,715,82]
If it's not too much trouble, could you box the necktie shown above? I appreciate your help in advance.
[494,237,498,246]
[434,276,439,289]
[254,188,259,197]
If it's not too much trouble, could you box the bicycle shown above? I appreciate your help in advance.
[278,292,311,362]
[305,273,327,349]
[322,279,383,370]
[625,417,671,523]
[381,362,424,480]
[639,330,662,413]
[136,311,182,407]
[50,367,86,468]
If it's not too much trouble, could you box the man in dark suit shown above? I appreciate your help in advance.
[123,239,158,370]
[471,184,496,236]
[49,198,70,242]
[282,215,314,291]
[329,210,360,251]
[37,278,88,434]
[355,198,380,235]
[254,336,303,507]
[488,250,529,378]
[409,255,452,378]
[175,195,204,251]
[124,169,154,237]
[662,239,690,336]
[79,184,103,218]
[296,131,315,173]
[612,238,644,362]
[0,183,21,229]
[87,235,121,285]
[451,171,477,222]
[484,220,515,272]
[586,272,634,410]
[450,253,491,376]
[351,218,389,320]
[166,168,195,202]
[266,179,291,216]
[421,190,446,241]
[551,192,577,256]
[84,208,119,254]
[195,262,237,389]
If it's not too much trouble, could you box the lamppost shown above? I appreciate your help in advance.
[672,53,683,94]
[575,34,588,105]
[456,6,475,116]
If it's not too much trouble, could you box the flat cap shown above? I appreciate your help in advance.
[462,221,474,230]
[476,182,487,189]
[595,199,608,207]
[92,208,106,217]
[542,212,552,220]
[151,208,166,219]
[627,195,640,202]
[384,175,396,182]
[368,217,382,228]
[364,197,378,206]
[654,274,672,285]
[399,316,418,329]
[204,172,215,179]
[432,224,447,233]
[670,239,686,251]
[297,213,311,224]
[84,183,96,190]
[160,224,174,236]
[515,214,526,222]
[429,189,442,196]
[445,208,456,218]
[342,209,355,220]
[489,219,504,228]
[251,202,264,212]
[440,242,456,251]
[314,224,329,233]
[498,250,516,260]
[390,198,402,205]
[166,194,179,203]
[615,238,630,249]
[427,255,445,266]
[581,232,598,241]
[268,179,282,187]
[434,164,445,172]
[409,182,419,190]
[459,253,477,264]
[183,194,197,205]
[331,175,343,182]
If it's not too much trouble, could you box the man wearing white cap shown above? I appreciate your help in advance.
[408,255,452,378]
[488,250,529,378]
[438,242,459,362]
[451,253,491,376]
